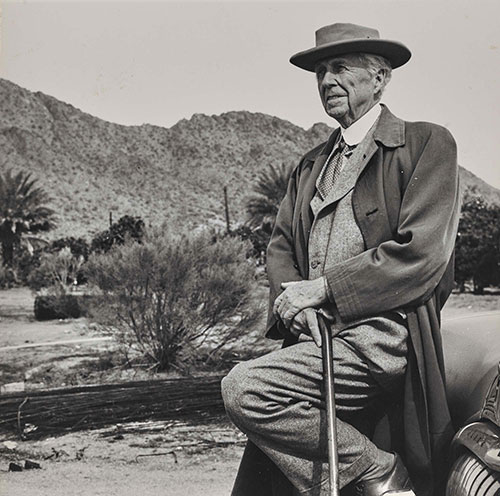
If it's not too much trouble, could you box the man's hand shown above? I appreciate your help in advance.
[289,308,322,347]
[273,277,329,328]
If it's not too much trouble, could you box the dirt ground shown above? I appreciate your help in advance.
[0,418,245,496]
[2,456,241,496]
[0,287,499,495]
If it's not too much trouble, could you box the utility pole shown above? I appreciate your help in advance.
[223,186,231,234]
[109,211,113,228]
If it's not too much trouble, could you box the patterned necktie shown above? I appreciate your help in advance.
[317,138,350,199]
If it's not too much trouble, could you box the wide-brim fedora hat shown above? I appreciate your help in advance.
[290,23,411,72]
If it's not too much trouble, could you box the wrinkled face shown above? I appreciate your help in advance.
[315,54,381,128]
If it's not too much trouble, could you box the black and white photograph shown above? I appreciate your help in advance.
[0,1,499,495]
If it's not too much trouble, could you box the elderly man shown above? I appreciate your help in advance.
[222,23,460,496]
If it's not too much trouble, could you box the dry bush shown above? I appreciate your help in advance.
[85,229,262,372]
[27,247,85,293]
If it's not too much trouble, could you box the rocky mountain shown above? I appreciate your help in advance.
[1,78,499,240]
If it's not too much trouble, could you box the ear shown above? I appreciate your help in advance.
[373,69,386,95]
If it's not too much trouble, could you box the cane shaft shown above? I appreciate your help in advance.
[319,314,340,496]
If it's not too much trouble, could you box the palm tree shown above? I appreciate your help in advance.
[245,162,293,231]
[0,168,56,267]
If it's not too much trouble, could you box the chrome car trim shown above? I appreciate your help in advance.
[451,422,500,472]
[481,364,500,426]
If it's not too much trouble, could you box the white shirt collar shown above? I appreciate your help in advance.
[341,103,382,146]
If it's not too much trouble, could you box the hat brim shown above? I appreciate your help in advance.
[290,38,411,71]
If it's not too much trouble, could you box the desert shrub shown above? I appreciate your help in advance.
[91,215,145,254]
[85,229,261,372]
[27,247,85,292]
[8,237,88,288]
[34,294,91,320]
[29,247,89,321]
[48,237,90,284]
[230,224,270,265]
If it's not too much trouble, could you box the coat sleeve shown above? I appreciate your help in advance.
[324,124,461,322]
[265,161,305,339]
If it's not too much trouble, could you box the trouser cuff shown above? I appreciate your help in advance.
[297,437,379,495]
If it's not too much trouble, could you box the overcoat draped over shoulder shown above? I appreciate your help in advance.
[250,106,460,496]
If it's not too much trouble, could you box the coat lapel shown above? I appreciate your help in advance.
[356,104,406,179]
[298,128,340,242]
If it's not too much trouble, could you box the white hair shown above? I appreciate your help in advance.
[355,53,393,99]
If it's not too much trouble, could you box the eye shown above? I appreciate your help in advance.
[315,66,326,79]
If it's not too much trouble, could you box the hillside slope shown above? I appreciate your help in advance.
[0,79,498,240]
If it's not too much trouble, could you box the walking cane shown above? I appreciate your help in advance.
[318,311,340,496]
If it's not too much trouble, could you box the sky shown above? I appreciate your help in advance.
[1,0,499,188]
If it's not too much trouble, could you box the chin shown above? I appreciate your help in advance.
[325,107,347,122]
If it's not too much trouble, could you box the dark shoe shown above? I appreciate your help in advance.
[355,454,415,496]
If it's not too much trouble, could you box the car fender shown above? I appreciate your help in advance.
[442,312,500,428]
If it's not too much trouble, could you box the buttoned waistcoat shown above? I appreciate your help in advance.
[265,105,461,496]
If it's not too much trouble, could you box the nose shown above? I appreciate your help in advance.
[321,70,338,87]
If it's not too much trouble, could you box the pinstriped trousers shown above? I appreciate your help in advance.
[222,336,404,495]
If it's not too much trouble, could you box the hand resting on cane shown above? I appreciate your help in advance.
[289,307,337,348]
[273,277,334,347]
[273,277,329,327]
[289,308,323,347]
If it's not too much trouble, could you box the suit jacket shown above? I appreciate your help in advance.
[263,105,461,496]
